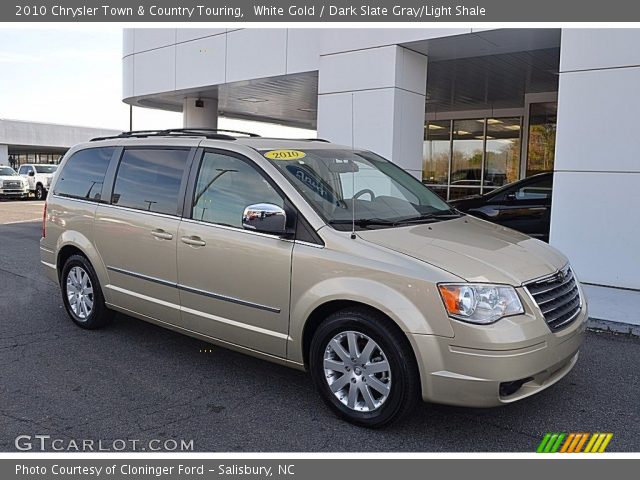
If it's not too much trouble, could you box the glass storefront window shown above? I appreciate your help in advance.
[485,117,521,191]
[450,119,484,199]
[423,116,523,201]
[422,120,450,200]
[526,102,557,176]
[8,152,63,169]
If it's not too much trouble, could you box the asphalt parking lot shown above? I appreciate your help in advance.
[0,200,638,452]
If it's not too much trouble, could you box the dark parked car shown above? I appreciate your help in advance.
[450,172,553,242]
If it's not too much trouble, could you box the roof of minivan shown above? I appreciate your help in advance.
[215,137,352,151]
[82,133,353,153]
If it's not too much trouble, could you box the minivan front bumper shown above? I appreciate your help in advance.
[411,302,588,407]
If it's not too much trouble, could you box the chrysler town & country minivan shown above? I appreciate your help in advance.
[40,129,587,427]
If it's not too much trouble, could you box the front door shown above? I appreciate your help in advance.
[493,175,553,240]
[19,165,35,190]
[94,147,191,324]
[177,150,293,357]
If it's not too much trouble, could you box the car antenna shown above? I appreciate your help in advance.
[350,162,356,239]
[350,93,357,240]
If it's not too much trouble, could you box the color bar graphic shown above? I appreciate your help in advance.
[537,433,613,453]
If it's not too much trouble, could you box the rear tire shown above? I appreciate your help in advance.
[60,254,113,329]
[309,308,420,427]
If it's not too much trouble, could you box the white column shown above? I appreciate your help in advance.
[552,29,640,326]
[317,45,427,178]
[0,144,8,166]
[183,97,218,129]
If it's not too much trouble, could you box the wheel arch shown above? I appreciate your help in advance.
[57,244,88,279]
[55,232,109,298]
[299,299,420,379]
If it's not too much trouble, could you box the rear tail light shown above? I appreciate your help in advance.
[42,201,47,238]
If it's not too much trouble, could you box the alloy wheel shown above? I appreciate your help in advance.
[66,266,94,320]
[323,331,392,412]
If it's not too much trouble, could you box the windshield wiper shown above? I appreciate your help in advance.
[395,210,463,224]
[329,210,462,229]
[329,218,398,228]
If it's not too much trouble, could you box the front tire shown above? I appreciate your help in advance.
[310,308,420,427]
[60,254,113,329]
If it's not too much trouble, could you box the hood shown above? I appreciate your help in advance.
[0,175,25,182]
[357,216,567,285]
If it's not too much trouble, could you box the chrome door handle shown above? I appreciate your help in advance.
[150,229,173,240]
[181,236,206,247]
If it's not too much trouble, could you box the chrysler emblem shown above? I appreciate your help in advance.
[557,270,566,283]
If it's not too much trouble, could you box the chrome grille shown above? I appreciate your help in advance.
[525,266,581,331]
[3,180,22,189]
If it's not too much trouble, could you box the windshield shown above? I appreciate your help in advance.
[0,167,18,176]
[265,149,456,230]
[34,165,58,174]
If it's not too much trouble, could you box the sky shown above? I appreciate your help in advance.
[0,27,315,137]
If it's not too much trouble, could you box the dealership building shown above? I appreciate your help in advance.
[122,28,640,326]
[0,119,118,169]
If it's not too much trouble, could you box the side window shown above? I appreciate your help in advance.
[53,147,114,201]
[514,177,553,201]
[192,152,283,228]
[112,148,189,215]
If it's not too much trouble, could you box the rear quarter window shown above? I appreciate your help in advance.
[54,147,114,202]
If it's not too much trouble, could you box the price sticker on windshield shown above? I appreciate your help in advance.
[263,149,306,160]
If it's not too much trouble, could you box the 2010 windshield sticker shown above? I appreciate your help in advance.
[263,150,306,160]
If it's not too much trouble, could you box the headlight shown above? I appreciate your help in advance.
[438,284,524,324]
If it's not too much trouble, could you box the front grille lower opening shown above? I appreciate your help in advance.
[499,377,533,397]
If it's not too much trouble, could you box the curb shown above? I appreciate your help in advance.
[587,318,640,337]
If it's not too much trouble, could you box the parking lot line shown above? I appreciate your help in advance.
[1,218,42,225]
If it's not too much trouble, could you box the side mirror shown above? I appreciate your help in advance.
[28,171,35,177]
[242,203,287,235]
[505,192,517,202]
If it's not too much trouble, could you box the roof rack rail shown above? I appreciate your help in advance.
[90,128,261,142]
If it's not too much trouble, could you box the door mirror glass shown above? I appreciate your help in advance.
[242,203,286,235]
[28,171,35,177]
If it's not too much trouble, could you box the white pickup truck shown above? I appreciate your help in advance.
[0,166,30,199]
[18,163,58,200]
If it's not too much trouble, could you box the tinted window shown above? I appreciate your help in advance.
[0,167,17,176]
[34,165,58,174]
[192,152,283,228]
[514,176,553,201]
[54,148,114,201]
[112,149,189,215]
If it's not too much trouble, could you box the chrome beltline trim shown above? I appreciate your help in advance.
[181,217,293,242]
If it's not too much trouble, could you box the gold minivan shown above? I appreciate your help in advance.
[41,129,587,427]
